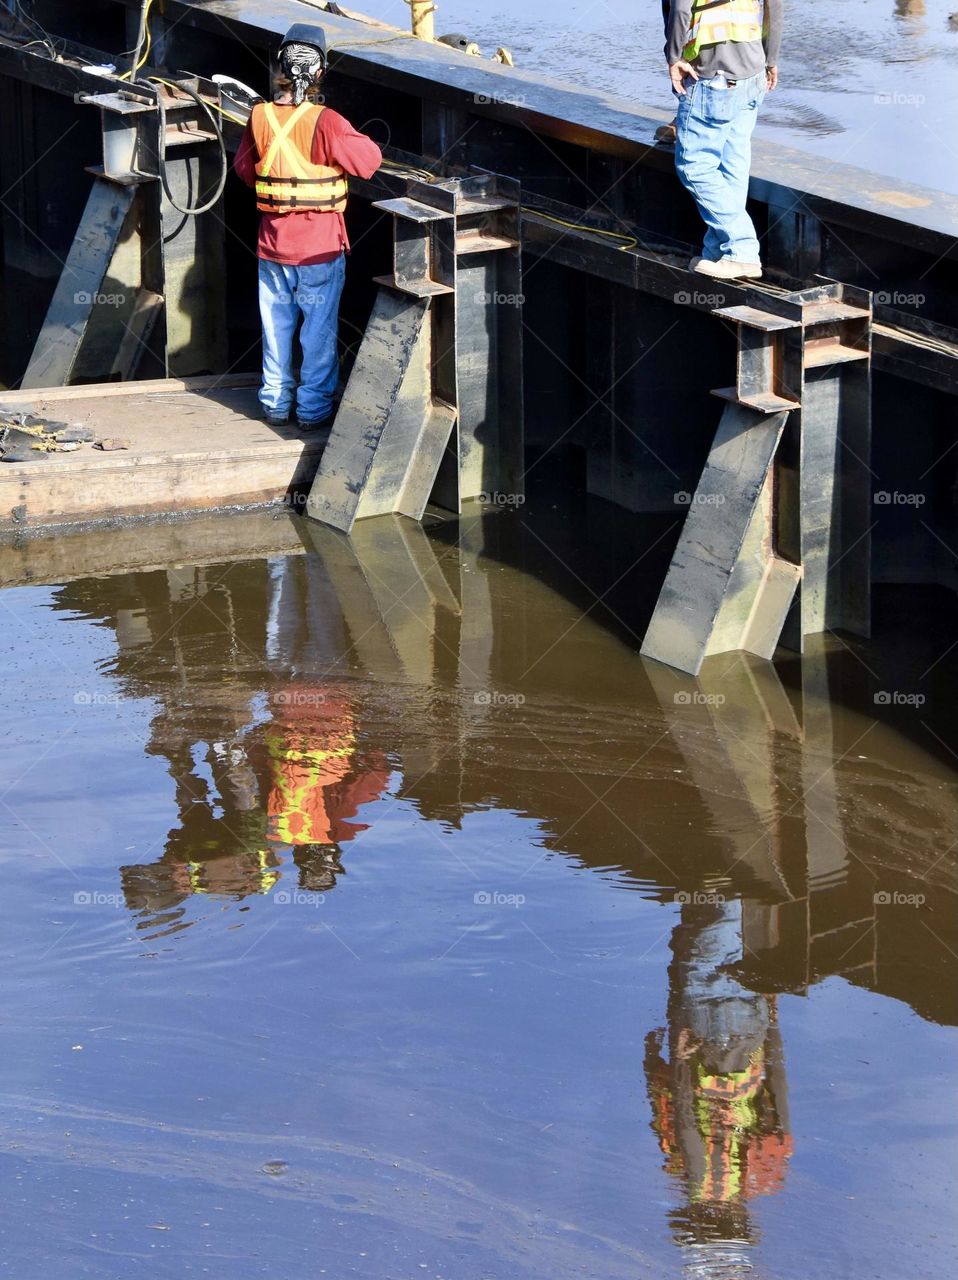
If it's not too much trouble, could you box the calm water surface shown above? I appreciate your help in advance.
[354,0,958,195]
[1,501,956,1278]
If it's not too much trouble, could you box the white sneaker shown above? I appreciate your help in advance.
[691,257,763,280]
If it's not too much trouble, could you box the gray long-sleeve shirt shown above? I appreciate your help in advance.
[666,0,782,79]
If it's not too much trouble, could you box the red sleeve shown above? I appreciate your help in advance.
[233,120,257,188]
[314,109,383,180]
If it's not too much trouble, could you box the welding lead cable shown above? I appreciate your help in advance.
[154,84,228,217]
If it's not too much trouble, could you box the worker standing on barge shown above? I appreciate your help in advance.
[667,0,781,280]
[233,23,382,432]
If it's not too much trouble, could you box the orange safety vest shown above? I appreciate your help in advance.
[265,725,356,846]
[250,100,348,214]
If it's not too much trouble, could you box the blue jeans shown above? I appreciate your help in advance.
[257,254,346,421]
[674,71,766,262]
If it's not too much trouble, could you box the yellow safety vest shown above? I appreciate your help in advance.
[683,0,764,62]
[690,1050,765,1201]
[251,100,349,214]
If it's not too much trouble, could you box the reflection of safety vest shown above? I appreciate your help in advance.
[265,727,355,846]
[251,101,348,214]
[187,850,280,896]
[683,0,764,62]
[697,1050,765,1105]
[692,1049,765,1202]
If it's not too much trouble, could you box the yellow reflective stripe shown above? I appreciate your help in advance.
[258,849,281,894]
[254,180,347,203]
[259,101,314,178]
[684,0,763,58]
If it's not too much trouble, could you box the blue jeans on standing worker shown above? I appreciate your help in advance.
[674,70,766,263]
[257,253,346,422]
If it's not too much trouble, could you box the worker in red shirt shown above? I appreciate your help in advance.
[233,24,382,432]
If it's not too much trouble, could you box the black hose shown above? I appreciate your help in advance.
[154,83,228,217]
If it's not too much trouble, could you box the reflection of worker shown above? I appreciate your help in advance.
[119,687,390,928]
[667,0,782,280]
[120,732,280,933]
[233,23,382,432]
[645,899,792,1274]
[264,685,391,890]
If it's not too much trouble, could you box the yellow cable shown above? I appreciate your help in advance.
[119,0,154,80]
[381,157,439,183]
[524,208,638,252]
[148,76,249,127]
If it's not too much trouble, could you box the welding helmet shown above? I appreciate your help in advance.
[278,23,329,106]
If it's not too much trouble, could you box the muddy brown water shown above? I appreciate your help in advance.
[0,500,956,1279]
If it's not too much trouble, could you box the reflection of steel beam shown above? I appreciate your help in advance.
[296,514,462,685]
[642,403,796,676]
[643,653,803,904]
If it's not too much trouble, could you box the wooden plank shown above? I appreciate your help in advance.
[0,384,315,528]
[21,178,137,389]
[0,509,306,588]
[0,437,322,529]
[640,403,789,676]
[0,373,258,406]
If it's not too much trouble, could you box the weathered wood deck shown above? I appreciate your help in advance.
[0,376,321,530]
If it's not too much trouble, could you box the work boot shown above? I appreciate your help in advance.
[297,414,334,436]
[691,257,763,280]
[264,410,290,427]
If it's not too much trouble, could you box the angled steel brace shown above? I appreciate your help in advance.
[306,171,524,531]
[642,280,872,676]
[21,176,138,388]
